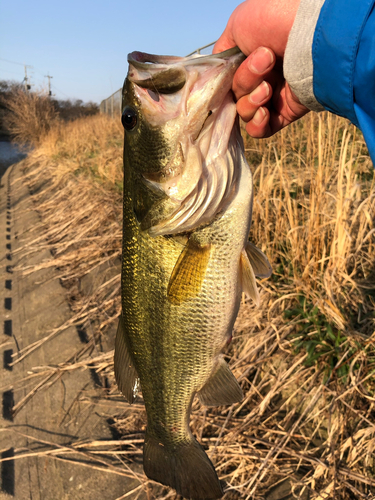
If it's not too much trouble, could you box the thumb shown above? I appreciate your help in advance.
[213,30,236,54]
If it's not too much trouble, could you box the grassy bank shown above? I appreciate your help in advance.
[14,111,375,499]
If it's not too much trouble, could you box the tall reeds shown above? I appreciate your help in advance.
[247,112,375,335]
[10,111,375,499]
[1,89,58,146]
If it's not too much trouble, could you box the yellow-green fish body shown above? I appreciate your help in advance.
[115,48,271,499]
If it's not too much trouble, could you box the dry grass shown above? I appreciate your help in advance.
[1,89,58,146]
[248,113,375,334]
[9,112,375,499]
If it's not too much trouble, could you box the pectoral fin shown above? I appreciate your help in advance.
[167,240,211,305]
[114,315,140,404]
[139,195,180,232]
[240,249,260,306]
[198,357,243,406]
[245,241,272,278]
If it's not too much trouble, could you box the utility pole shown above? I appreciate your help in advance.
[23,65,32,91]
[45,74,53,97]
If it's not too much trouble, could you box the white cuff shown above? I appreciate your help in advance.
[284,0,326,112]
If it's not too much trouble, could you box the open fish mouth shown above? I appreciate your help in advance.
[124,48,246,236]
[127,46,243,69]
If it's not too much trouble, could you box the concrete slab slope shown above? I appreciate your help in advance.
[0,158,142,500]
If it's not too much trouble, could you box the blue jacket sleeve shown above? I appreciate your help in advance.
[312,0,375,164]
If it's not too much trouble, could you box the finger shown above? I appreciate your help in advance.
[274,83,310,123]
[232,47,275,100]
[245,107,272,138]
[259,101,308,138]
[236,81,272,122]
[213,36,235,54]
[213,22,236,54]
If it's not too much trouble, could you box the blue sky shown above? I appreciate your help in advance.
[0,0,240,104]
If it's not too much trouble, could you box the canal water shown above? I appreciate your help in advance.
[0,140,28,179]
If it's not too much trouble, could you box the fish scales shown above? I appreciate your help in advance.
[121,181,248,437]
[115,47,272,499]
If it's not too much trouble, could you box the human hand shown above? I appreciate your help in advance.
[214,0,309,138]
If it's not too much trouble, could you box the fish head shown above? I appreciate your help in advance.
[122,48,246,234]
[122,54,187,187]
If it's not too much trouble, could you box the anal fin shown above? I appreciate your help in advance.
[167,239,211,305]
[198,357,243,406]
[114,315,140,404]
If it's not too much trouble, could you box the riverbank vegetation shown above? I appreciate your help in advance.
[10,103,375,499]
[0,80,98,144]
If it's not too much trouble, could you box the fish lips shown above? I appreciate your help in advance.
[127,46,244,70]
[125,47,245,134]
[126,47,245,96]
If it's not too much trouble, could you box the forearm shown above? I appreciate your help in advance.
[285,0,375,163]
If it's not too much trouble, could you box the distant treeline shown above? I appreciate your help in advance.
[0,80,99,144]
[54,98,98,121]
[0,80,99,137]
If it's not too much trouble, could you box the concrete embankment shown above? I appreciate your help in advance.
[0,150,142,499]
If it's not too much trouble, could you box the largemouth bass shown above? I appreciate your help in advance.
[115,47,271,499]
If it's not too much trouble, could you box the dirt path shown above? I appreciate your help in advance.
[0,157,143,499]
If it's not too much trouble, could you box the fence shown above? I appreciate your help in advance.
[99,42,216,118]
[99,88,122,117]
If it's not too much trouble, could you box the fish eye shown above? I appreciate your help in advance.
[121,106,138,131]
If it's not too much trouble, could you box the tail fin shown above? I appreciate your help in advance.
[143,432,223,499]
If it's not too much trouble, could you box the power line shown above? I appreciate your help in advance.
[1,57,82,101]
[0,67,23,76]
[33,67,47,77]
[0,57,30,67]
[52,84,70,99]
